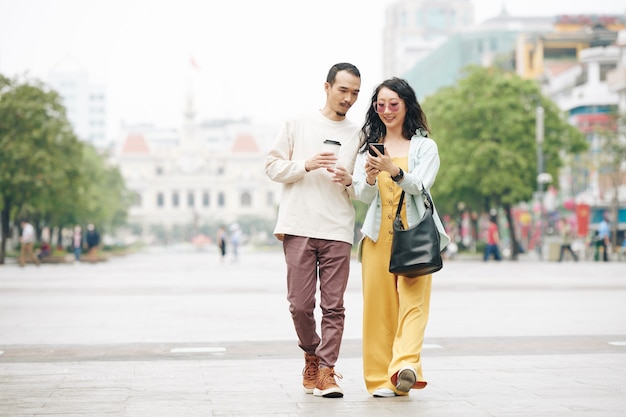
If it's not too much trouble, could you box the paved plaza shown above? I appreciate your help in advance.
[0,247,625,416]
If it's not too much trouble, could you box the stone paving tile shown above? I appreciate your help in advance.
[1,354,625,416]
[2,252,626,416]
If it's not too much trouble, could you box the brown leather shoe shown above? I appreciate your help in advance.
[302,353,319,394]
[313,366,343,398]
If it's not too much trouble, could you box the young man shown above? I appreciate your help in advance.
[265,63,361,398]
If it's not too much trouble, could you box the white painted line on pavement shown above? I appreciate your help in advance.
[608,341,626,346]
[170,347,227,354]
[0,351,3,355]
[423,344,443,349]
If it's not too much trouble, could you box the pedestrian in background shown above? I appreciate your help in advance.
[72,225,83,262]
[37,240,51,262]
[595,212,610,262]
[484,214,502,262]
[19,220,40,267]
[216,225,227,263]
[86,224,100,262]
[265,62,361,398]
[229,223,241,263]
[351,77,449,397]
[558,219,578,262]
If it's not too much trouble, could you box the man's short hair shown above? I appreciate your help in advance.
[326,63,361,85]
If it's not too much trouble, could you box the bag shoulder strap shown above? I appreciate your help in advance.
[394,186,433,221]
[395,190,406,219]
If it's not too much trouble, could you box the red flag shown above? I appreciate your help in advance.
[575,204,590,237]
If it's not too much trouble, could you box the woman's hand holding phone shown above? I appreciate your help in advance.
[368,143,385,157]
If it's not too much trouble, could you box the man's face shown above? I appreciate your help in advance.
[324,70,361,119]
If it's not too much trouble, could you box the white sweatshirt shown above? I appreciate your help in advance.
[265,110,360,245]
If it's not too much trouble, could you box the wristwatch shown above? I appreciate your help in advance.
[391,167,404,182]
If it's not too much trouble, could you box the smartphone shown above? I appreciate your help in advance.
[368,143,385,156]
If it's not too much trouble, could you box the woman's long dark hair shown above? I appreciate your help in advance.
[359,77,429,153]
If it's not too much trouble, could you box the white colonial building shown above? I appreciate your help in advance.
[112,97,281,243]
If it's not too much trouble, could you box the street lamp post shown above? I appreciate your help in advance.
[457,201,465,248]
[536,106,544,259]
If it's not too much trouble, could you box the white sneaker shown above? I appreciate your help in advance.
[396,367,417,392]
[373,388,396,398]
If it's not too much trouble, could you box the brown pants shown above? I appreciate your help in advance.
[87,246,98,262]
[282,235,351,368]
[19,242,40,266]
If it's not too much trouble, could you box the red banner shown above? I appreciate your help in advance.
[575,204,590,237]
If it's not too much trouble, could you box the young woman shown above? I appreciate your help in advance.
[351,77,449,397]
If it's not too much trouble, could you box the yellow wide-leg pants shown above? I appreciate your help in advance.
[361,160,432,394]
[362,236,432,394]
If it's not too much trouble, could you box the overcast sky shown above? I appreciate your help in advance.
[1,0,625,137]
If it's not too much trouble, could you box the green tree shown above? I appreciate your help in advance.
[77,145,134,231]
[40,144,133,248]
[0,74,83,263]
[423,66,587,259]
[353,199,368,244]
[0,74,132,263]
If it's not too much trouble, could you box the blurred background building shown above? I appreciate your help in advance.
[48,59,109,149]
[383,0,475,77]
[110,96,280,244]
[385,0,626,235]
[37,0,626,245]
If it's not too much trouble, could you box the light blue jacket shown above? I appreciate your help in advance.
[352,132,450,260]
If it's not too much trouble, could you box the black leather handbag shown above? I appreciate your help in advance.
[389,187,443,278]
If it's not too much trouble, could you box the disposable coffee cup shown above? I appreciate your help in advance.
[322,139,341,169]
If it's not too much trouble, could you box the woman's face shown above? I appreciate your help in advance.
[373,87,405,131]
